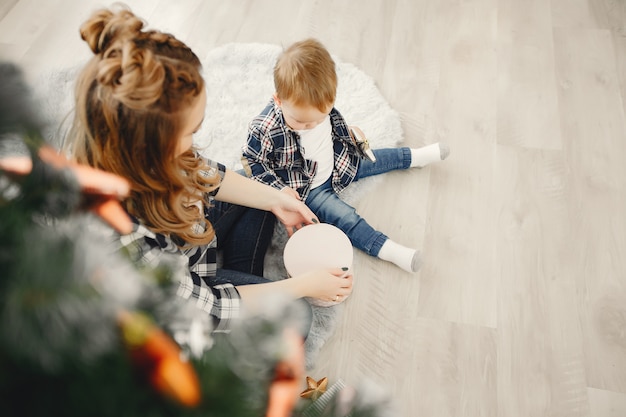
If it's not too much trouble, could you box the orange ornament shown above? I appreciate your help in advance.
[150,355,201,408]
[0,145,132,234]
[265,329,305,417]
[119,311,201,407]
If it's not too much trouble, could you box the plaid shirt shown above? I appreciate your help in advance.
[118,159,240,332]
[241,98,361,200]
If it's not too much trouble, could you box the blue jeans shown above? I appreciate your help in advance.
[305,147,411,257]
[207,199,275,276]
[207,194,312,338]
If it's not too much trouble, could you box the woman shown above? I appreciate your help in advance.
[65,5,353,335]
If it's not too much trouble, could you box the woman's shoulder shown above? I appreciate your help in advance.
[195,154,226,178]
[119,218,174,251]
[76,213,179,267]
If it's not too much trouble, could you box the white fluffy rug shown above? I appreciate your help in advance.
[35,42,403,368]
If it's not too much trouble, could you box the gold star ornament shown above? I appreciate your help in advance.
[299,376,328,400]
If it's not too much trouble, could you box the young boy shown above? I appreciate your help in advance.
[241,38,449,273]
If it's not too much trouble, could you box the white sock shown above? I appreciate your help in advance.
[378,239,422,273]
[410,142,450,168]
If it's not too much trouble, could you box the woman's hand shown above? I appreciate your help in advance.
[271,190,319,237]
[291,268,353,303]
[215,170,318,237]
[236,268,354,308]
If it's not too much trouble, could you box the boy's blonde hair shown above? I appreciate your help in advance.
[66,5,219,247]
[273,38,337,112]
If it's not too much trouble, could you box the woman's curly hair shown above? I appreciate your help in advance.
[67,5,219,246]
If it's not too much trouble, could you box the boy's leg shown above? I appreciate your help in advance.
[306,180,421,273]
[306,182,387,256]
[355,143,450,180]
[409,142,450,168]
[206,201,276,276]
[378,239,422,273]
[355,147,411,180]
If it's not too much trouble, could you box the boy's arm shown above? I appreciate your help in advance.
[241,125,288,190]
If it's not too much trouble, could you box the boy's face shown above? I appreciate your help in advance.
[275,95,333,131]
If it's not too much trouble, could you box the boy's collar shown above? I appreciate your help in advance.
[272,98,295,132]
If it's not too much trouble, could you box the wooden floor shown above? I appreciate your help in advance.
[2,0,626,415]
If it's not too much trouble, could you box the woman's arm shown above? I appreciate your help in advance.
[235,268,353,311]
[214,169,318,236]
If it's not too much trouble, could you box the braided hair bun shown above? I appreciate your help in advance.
[79,6,166,109]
